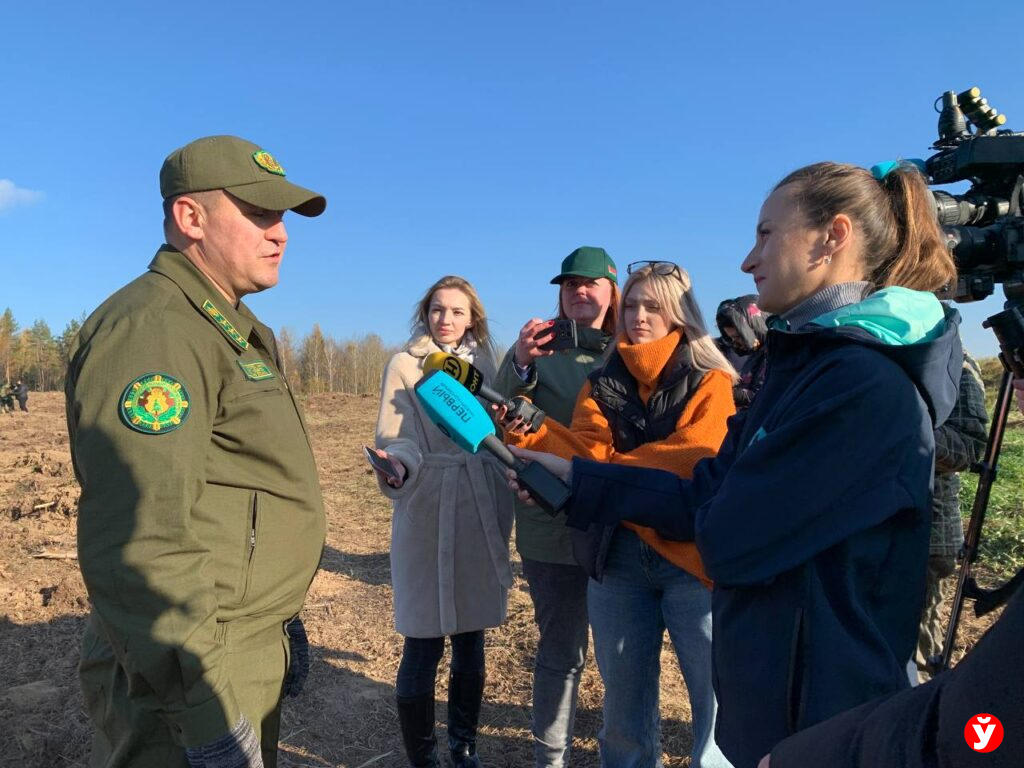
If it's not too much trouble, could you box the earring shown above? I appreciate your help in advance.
[823,254,833,265]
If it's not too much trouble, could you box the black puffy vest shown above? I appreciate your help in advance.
[588,344,707,451]
[572,342,707,579]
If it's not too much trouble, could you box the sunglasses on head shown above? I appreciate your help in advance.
[626,260,683,280]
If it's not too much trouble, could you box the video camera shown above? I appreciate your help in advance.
[927,87,1024,307]
[921,88,1024,673]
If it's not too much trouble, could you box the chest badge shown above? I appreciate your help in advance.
[238,360,276,381]
[120,373,191,434]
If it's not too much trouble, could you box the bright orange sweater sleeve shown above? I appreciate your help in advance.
[505,380,614,460]
[507,370,736,587]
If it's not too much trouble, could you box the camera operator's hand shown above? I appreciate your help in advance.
[505,446,571,505]
[1013,377,1024,416]
[514,319,557,368]
[757,756,770,768]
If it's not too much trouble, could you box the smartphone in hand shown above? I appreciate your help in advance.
[364,445,402,483]
[535,319,578,352]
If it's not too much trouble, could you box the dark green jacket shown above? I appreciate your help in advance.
[66,247,326,746]
[493,327,610,564]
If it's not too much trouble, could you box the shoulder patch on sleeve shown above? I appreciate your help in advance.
[119,373,191,434]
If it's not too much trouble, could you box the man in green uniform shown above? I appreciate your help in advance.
[66,135,328,768]
[0,382,14,414]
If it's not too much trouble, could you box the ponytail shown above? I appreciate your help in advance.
[874,166,956,291]
[774,162,956,293]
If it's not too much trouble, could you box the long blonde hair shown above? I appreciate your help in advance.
[411,275,497,361]
[620,264,738,382]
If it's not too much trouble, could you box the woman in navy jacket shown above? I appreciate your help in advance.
[508,161,963,768]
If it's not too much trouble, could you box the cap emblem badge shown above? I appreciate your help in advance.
[252,150,286,176]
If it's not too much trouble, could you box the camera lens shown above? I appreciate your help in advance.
[932,191,972,226]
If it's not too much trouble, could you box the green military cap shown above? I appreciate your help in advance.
[550,246,618,285]
[160,135,326,217]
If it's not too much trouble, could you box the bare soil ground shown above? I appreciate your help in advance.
[0,393,1003,767]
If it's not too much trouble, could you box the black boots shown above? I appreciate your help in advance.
[446,671,485,767]
[396,693,439,767]
[397,672,485,768]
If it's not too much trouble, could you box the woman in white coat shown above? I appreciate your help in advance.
[371,275,514,768]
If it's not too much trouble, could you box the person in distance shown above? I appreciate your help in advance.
[714,295,768,410]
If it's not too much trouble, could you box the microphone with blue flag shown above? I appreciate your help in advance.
[414,370,570,516]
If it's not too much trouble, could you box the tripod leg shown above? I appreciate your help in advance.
[935,368,1013,671]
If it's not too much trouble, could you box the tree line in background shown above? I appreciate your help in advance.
[0,308,401,395]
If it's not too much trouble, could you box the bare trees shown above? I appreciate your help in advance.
[294,327,397,395]
[0,309,17,383]
[0,306,399,394]
[0,309,76,391]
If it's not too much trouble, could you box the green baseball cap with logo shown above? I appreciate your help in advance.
[550,246,618,285]
[160,135,327,217]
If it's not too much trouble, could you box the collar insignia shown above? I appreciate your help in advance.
[120,373,190,434]
[203,300,250,350]
[253,150,286,176]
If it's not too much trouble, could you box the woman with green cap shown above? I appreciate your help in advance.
[493,246,619,768]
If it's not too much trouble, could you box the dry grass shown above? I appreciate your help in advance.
[0,393,1003,767]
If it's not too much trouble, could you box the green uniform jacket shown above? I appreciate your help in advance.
[493,327,611,564]
[66,247,326,747]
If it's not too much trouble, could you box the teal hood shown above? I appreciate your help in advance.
[800,286,961,429]
[810,287,947,346]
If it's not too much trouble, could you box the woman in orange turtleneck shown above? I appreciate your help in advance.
[502,261,737,768]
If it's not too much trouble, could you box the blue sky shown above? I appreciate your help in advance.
[3,1,1022,358]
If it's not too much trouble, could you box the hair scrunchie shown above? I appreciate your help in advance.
[869,158,927,182]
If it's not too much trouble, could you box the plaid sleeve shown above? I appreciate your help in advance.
[930,352,989,557]
[933,353,988,474]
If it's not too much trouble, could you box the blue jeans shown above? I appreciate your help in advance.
[588,529,730,768]
[522,557,591,768]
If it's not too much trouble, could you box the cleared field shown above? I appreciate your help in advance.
[0,391,1010,767]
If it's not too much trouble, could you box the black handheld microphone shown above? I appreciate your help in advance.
[477,435,571,515]
[414,371,570,515]
[423,352,546,433]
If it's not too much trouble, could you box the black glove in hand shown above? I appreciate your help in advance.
[184,715,263,768]
[283,616,309,698]
[929,553,957,580]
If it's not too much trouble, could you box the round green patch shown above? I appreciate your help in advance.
[119,373,191,434]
